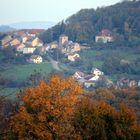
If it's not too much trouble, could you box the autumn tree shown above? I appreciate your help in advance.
[10,75,83,140]
[8,75,140,140]
[73,98,140,140]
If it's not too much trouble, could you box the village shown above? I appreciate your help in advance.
[1,1,140,139]
[0,29,115,63]
[0,29,139,89]
[0,29,82,63]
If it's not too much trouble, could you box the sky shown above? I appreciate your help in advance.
[0,0,121,25]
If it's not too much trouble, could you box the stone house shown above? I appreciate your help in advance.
[95,29,114,43]
[59,34,68,46]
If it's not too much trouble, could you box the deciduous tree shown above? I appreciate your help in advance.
[10,75,83,139]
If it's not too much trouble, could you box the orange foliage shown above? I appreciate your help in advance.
[10,75,83,139]
[73,98,140,140]
[9,76,140,140]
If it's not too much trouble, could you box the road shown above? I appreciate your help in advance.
[47,56,61,71]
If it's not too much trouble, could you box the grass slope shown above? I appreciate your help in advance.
[1,62,53,81]
[0,62,58,98]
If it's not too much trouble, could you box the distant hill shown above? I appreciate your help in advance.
[0,25,15,33]
[39,0,140,45]
[9,21,56,30]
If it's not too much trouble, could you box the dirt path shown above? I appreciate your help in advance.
[47,56,61,71]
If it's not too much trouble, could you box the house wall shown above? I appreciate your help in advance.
[22,37,28,43]
[84,81,95,88]
[92,69,104,76]
[59,35,68,46]
[32,38,43,47]
[10,39,20,46]
[17,44,25,52]
[71,43,81,53]
[95,36,113,43]
[50,43,58,49]
[23,47,36,54]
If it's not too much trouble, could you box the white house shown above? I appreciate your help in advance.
[84,80,96,88]
[88,75,100,81]
[73,71,85,80]
[29,55,43,64]
[95,36,113,43]
[22,37,28,43]
[91,68,104,76]
[95,29,114,43]
[27,32,36,37]
[23,47,36,54]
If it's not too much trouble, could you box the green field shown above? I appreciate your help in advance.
[80,47,140,65]
[0,87,19,99]
[1,62,54,80]
[0,62,54,98]
[0,62,68,98]
[0,52,5,61]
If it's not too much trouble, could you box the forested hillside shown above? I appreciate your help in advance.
[40,0,140,45]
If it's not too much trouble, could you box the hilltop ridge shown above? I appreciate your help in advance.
[40,0,140,45]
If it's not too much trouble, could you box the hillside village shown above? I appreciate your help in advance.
[0,29,140,89]
[0,29,115,63]
[0,1,140,139]
[0,29,82,63]
[0,29,114,88]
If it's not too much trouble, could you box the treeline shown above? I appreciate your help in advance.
[102,55,140,76]
[39,0,140,45]
[0,75,140,139]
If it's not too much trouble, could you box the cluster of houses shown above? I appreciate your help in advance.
[0,30,81,63]
[0,29,45,63]
[73,68,140,89]
[73,68,106,88]
[0,28,115,64]
[0,29,44,52]
[116,78,140,88]
[60,35,81,61]
[44,34,81,62]
[1,28,140,88]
